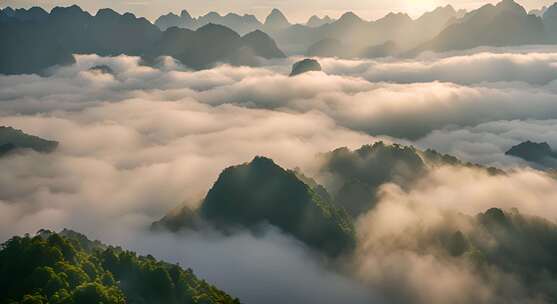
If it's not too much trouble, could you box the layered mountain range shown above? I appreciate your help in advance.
[0,5,284,74]
[3,0,557,73]
[151,0,557,56]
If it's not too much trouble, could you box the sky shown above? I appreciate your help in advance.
[1,0,555,22]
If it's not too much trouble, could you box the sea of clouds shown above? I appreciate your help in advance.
[2,48,557,303]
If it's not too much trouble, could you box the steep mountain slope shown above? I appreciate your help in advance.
[154,156,355,257]
[0,229,240,304]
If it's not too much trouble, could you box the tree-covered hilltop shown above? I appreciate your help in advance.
[154,156,355,258]
[0,229,240,304]
[318,141,503,218]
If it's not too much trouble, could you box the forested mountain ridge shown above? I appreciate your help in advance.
[0,229,240,304]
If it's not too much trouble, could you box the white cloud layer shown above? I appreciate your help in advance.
[2,49,557,303]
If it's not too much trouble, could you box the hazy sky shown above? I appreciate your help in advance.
[1,0,555,22]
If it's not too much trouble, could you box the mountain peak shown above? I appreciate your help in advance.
[380,12,412,23]
[338,11,363,24]
[307,14,334,27]
[264,8,290,29]
[205,11,221,18]
[156,155,357,257]
[495,0,527,15]
[251,155,277,166]
[96,8,120,19]
[51,4,88,16]
[180,9,192,19]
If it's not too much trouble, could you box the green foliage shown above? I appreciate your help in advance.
[320,142,504,218]
[0,231,240,304]
[199,156,355,257]
[320,142,427,218]
[434,208,557,302]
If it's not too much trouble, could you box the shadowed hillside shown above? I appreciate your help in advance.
[154,156,355,258]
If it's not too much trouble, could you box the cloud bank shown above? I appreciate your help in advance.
[2,49,557,303]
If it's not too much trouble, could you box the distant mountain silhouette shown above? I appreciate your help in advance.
[155,9,262,35]
[543,3,557,42]
[149,1,557,57]
[290,58,322,76]
[307,38,346,57]
[0,6,284,74]
[413,0,545,54]
[146,24,284,69]
[306,15,334,27]
[0,6,48,23]
[0,126,58,156]
[273,5,460,55]
[264,9,291,31]
[154,156,355,257]
[154,8,292,35]
[154,10,194,31]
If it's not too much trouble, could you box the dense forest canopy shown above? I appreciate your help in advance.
[0,230,240,304]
